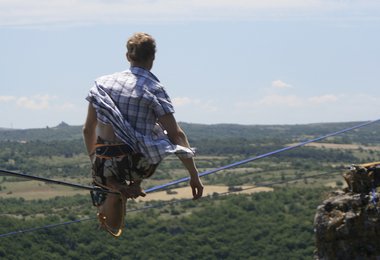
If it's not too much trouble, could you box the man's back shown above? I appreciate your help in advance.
[93,67,174,137]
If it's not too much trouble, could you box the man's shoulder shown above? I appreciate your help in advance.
[96,70,130,83]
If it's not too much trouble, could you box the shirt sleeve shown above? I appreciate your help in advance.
[85,82,111,125]
[152,86,175,117]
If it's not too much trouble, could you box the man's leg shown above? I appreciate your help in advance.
[97,192,125,236]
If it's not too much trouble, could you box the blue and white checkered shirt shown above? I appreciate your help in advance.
[86,67,194,164]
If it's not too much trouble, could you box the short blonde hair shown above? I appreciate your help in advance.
[126,32,156,62]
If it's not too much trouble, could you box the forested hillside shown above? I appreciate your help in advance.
[0,188,327,259]
[0,121,379,259]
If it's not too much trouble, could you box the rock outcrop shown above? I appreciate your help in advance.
[314,162,380,259]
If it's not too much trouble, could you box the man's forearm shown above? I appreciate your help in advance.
[179,156,199,178]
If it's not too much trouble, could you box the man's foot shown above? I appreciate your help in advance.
[106,176,145,199]
[129,181,146,198]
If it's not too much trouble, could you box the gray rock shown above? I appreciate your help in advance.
[314,162,380,259]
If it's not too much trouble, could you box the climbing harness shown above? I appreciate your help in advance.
[90,186,109,207]
[90,139,159,237]
[95,143,134,159]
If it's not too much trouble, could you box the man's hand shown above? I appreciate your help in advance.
[190,177,204,200]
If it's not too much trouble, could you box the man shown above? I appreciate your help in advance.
[83,32,203,235]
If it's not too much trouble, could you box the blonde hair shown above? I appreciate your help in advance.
[126,32,156,62]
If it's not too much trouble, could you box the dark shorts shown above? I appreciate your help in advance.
[91,142,157,185]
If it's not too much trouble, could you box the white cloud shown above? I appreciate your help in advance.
[256,94,304,107]
[0,0,379,27]
[308,94,338,104]
[0,96,16,102]
[231,92,380,125]
[172,97,195,107]
[0,94,76,111]
[16,95,52,110]
[55,102,76,111]
[239,93,340,108]
[173,96,218,112]
[272,80,292,89]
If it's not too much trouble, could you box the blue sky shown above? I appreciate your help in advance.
[0,0,379,129]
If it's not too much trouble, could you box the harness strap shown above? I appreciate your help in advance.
[95,143,133,159]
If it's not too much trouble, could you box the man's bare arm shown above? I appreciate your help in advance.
[82,103,98,160]
[158,113,203,199]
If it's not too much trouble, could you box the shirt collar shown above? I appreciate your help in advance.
[130,66,160,82]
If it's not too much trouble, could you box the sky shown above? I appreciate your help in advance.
[0,0,380,129]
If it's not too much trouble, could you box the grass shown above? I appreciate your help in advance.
[0,147,372,202]
[0,180,89,200]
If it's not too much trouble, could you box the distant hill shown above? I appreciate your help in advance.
[180,121,380,145]
[0,122,83,141]
[0,121,379,145]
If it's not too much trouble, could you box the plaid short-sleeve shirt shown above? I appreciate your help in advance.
[86,67,194,164]
[93,67,174,135]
